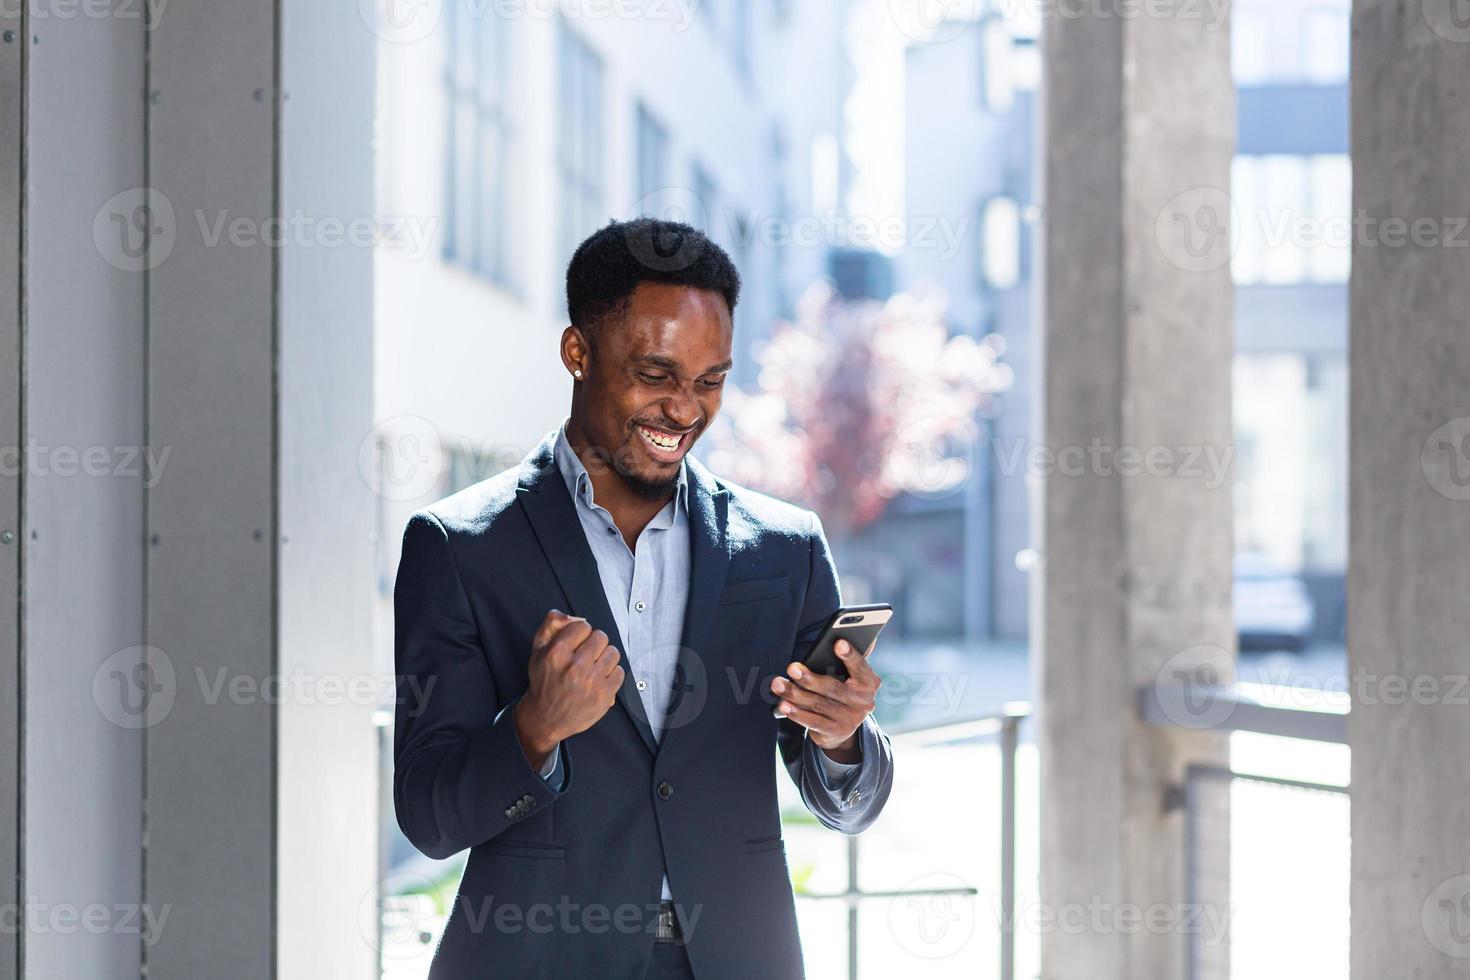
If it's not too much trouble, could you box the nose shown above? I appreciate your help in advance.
[662,392,700,430]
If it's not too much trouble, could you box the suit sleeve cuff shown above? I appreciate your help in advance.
[538,743,560,779]
[490,698,572,801]
[810,731,863,792]
[539,742,567,792]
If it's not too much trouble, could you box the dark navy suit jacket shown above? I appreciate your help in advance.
[393,431,894,979]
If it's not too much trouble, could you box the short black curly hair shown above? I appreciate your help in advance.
[565,217,741,344]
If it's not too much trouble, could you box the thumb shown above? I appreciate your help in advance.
[535,608,577,647]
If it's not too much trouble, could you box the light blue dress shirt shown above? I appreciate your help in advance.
[539,422,859,900]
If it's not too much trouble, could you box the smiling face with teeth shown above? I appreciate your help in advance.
[561,281,734,505]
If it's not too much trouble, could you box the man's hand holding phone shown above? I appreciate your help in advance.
[770,640,882,765]
[514,609,625,771]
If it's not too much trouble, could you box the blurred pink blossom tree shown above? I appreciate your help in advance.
[705,282,1012,536]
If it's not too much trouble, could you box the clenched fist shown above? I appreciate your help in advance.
[513,609,625,770]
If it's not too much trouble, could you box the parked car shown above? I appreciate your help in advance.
[1234,552,1316,652]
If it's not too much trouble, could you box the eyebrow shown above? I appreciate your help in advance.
[635,354,733,375]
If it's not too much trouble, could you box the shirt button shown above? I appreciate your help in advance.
[635,600,646,612]
[636,679,647,691]
[656,781,674,800]
[606,526,617,535]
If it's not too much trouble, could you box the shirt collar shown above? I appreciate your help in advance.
[552,420,689,519]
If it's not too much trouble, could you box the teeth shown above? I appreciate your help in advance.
[639,425,680,451]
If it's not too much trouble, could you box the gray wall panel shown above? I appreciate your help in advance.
[145,0,277,976]
[22,8,147,979]
[0,5,21,978]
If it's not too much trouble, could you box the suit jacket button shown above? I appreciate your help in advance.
[656,781,674,800]
[522,794,535,805]
[504,807,515,819]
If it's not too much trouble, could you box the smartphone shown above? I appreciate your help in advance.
[800,603,894,681]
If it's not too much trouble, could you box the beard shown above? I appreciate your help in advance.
[609,440,683,501]
[621,467,681,501]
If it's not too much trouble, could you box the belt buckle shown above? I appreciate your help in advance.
[655,900,682,944]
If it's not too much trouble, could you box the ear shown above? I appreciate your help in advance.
[560,324,591,379]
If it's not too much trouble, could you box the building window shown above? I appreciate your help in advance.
[1300,5,1351,84]
[732,0,752,77]
[978,195,1021,291]
[444,0,512,285]
[634,102,668,213]
[1232,153,1350,285]
[444,444,507,495]
[557,21,605,298]
[697,0,752,77]
[692,162,720,242]
[1231,8,1273,86]
[770,125,790,319]
[1232,0,1350,86]
[810,131,839,214]
[1009,37,1041,93]
[978,16,1014,112]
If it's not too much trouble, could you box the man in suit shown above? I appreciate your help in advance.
[394,217,895,979]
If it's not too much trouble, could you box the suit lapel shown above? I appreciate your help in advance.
[515,433,659,756]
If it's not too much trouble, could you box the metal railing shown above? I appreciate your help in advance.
[1138,680,1349,743]
[794,703,1031,980]
[1142,681,1352,980]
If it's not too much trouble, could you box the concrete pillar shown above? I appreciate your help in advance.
[1349,4,1470,976]
[1039,5,1235,978]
